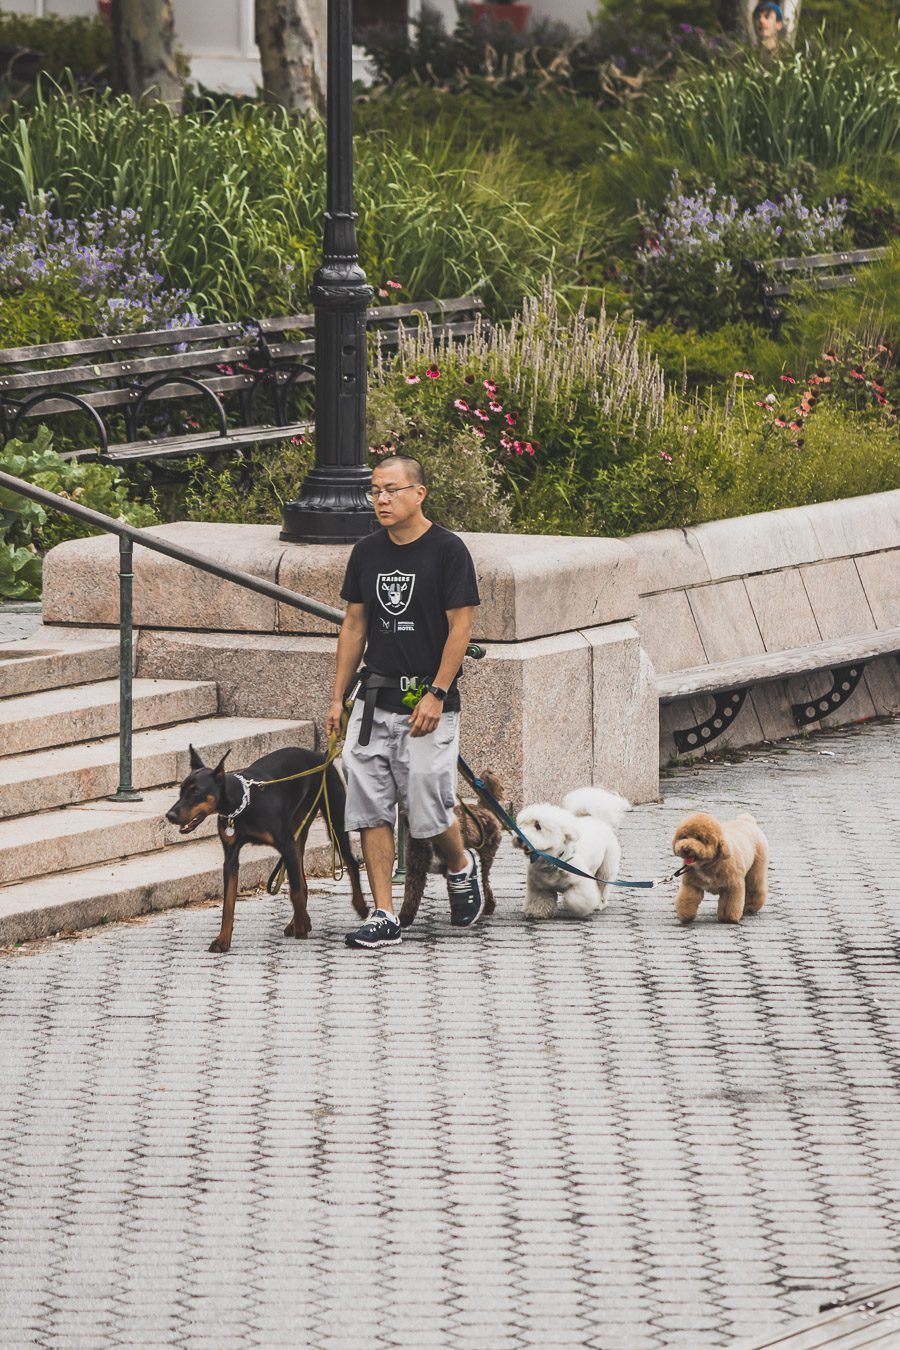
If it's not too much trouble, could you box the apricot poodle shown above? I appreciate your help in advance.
[672,810,769,924]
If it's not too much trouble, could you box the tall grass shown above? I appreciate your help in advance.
[607,38,900,172]
[0,87,565,318]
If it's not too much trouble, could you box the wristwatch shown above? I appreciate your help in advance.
[426,684,447,701]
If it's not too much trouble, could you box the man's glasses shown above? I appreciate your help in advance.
[369,485,419,502]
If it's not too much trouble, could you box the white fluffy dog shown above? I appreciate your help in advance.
[516,786,631,919]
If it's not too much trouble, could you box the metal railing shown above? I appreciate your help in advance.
[0,468,346,801]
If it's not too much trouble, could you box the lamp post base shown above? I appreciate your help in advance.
[280,467,377,544]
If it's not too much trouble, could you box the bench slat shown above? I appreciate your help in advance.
[750,246,888,275]
[61,420,314,463]
[763,274,858,298]
[255,295,483,335]
[658,627,900,702]
[8,371,258,419]
[0,344,256,393]
[0,322,246,367]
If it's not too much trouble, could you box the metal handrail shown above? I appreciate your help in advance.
[0,467,347,800]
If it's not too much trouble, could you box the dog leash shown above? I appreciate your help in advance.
[456,754,691,890]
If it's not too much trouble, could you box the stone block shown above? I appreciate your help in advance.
[689,506,822,580]
[686,580,765,663]
[626,526,711,593]
[855,550,900,627]
[585,622,658,802]
[803,490,900,558]
[744,570,820,652]
[139,624,658,807]
[42,523,283,632]
[799,559,876,639]
[637,590,708,675]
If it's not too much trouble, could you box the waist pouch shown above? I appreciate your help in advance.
[349,671,425,746]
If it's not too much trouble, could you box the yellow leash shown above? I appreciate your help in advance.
[264,715,350,896]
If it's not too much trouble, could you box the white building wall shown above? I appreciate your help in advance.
[4,0,593,95]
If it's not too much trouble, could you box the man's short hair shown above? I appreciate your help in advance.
[374,453,427,488]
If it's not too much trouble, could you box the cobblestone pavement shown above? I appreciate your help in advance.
[1,719,899,1350]
[0,604,42,644]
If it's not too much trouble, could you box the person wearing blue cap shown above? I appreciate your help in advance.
[753,2,785,50]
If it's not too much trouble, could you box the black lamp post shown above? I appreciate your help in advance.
[280,0,377,544]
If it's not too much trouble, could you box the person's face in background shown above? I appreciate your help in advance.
[754,7,784,48]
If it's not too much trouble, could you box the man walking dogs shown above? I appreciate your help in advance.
[325,454,483,949]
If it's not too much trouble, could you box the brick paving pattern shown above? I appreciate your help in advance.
[1,718,899,1349]
[0,604,41,644]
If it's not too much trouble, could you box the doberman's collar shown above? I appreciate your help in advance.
[220,773,255,838]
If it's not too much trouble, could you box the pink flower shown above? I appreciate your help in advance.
[780,373,796,384]
[505,412,517,427]
[454,398,469,412]
[484,379,498,395]
[472,427,486,439]
[489,401,502,413]
[426,366,440,380]
[386,280,402,290]
[823,350,837,362]
[789,421,803,431]
[474,408,489,422]
[774,418,787,428]
[659,451,673,462]
[290,435,305,445]
[378,288,389,298]
[849,369,865,380]
[735,370,754,380]
[524,442,535,455]
[405,374,421,384]
[513,440,524,454]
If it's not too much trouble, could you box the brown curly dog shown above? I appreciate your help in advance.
[672,810,769,925]
[398,772,504,928]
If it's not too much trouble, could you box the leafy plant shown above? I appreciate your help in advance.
[0,426,156,599]
[0,202,198,335]
[634,176,850,329]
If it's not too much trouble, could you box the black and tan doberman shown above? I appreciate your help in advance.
[165,745,367,952]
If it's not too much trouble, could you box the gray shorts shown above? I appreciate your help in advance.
[341,702,460,839]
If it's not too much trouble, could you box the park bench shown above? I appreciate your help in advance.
[0,295,486,464]
[659,627,900,754]
[738,1277,900,1348]
[749,246,889,334]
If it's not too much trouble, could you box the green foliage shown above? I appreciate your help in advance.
[644,321,786,389]
[0,426,156,599]
[0,90,562,319]
[0,10,110,83]
[607,39,900,174]
[147,438,312,527]
[366,383,511,533]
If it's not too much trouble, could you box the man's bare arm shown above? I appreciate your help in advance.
[325,603,367,737]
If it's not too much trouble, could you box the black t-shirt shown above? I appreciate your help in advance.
[341,523,480,712]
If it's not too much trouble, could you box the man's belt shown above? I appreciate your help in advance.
[354,672,425,746]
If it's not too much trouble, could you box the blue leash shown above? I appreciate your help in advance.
[457,755,688,891]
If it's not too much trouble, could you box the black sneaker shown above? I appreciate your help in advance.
[447,850,485,928]
[345,909,402,950]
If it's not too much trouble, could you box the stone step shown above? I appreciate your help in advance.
[0,826,344,947]
[0,678,218,757]
[0,783,342,885]
[0,787,210,885]
[0,630,118,698]
[0,716,313,820]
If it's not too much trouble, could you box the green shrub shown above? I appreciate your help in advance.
[0,91,563,319]
[643,321,786,389]
[0,426,156,598]
[606,39,900,173]
[0,10,110,83]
